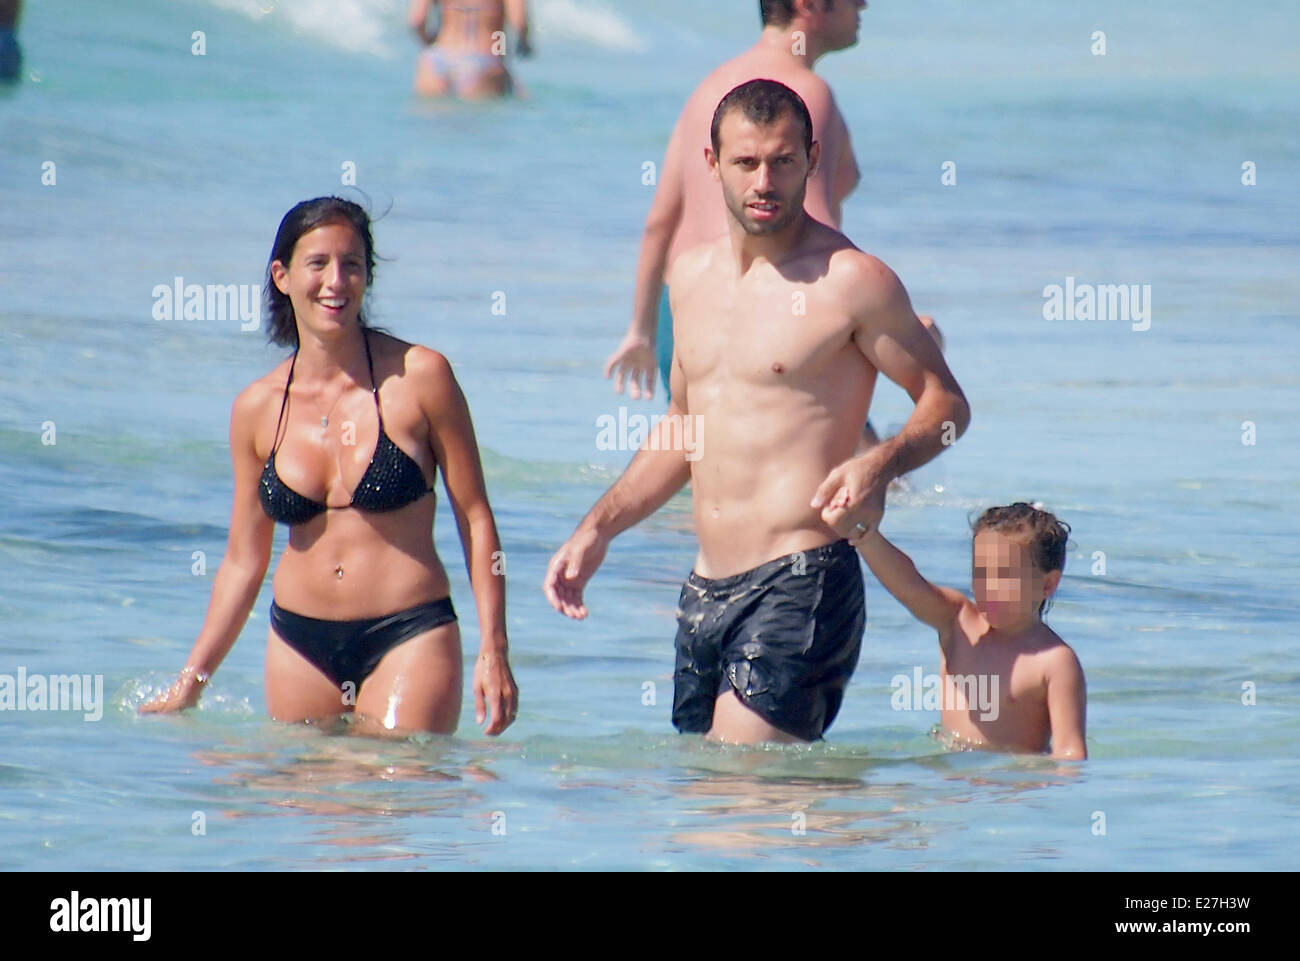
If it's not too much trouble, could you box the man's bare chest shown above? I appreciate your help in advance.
[675,281,857,393]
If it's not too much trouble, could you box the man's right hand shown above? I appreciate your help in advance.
[543,527,610,619]
[812,447,891,541]
[603,332,657,400]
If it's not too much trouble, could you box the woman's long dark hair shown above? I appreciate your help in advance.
[263,197,378,349]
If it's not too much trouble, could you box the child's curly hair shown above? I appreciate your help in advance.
[972,503,1071,615]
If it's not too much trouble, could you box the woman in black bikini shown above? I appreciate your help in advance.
[142,197,517,734]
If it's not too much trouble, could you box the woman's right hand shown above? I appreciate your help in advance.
[139,668,207,715]
[139,381,274,717]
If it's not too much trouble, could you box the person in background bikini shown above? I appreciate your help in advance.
[408,0,531,100]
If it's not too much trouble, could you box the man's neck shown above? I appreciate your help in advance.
[728,212,812,275]
[756,24,828,68]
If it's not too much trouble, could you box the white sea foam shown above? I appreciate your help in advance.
[204,0,645,59]
[206,0,405,58]
[535,0,647,53]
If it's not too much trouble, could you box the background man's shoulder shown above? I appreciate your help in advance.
[690,48,829,107]
[666,236,722,291]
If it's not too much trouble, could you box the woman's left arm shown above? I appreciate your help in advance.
[504,0,531,56]
[407,0,437,46]
[420,348,518,735]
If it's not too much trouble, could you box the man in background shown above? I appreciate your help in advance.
[605,0,868,401]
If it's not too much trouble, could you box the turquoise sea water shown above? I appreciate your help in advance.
[1,0,1298,870]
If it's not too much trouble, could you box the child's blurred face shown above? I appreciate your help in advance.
[972,530,1047,629]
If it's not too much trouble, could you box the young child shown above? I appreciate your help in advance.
[851,502,1087,759]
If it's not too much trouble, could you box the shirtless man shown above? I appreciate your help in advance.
[408,0,531,99]
[605,0,868,401]
[547,81,970,744]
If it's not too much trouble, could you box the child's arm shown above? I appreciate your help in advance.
[854,529,966,635]
[1045,646,1087,760]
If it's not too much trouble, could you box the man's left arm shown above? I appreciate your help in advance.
[813,255,970,534]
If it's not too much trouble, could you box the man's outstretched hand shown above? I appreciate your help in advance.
[604,333,658,401]
[543,527,609,619]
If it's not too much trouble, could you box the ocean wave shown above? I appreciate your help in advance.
[205,0,405,58]
[201,0,647,60]
[535,0,647,53]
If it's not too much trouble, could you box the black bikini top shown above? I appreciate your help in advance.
[258,332,436,526]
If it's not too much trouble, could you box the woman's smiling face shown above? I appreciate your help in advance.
[271,220,369,338]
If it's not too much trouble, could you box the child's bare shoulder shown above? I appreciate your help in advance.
[1028,622,1074,655]
[1040,629,1084,675]
[1023,625,1084,685]
[940,590,982,653]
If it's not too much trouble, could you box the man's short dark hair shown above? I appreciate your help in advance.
[710,79,814,158]
[759,0,833,28]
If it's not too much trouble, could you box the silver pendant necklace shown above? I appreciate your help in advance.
[308,385,348,430]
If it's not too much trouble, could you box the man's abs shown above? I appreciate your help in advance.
[686,378,871,577]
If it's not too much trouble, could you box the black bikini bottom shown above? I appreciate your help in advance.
[270,597,457,691]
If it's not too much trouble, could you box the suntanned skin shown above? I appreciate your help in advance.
[142,221,518,735]
[860,314,943,453]
[408,0,530,99]
[605,0,868,398]
[545,105,970,744]
[852,527,1088,759]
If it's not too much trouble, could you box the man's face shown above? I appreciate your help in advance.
[708,109,819,236]
[810,0,867,53]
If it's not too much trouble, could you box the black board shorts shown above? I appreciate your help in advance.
[671,539,866,742]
